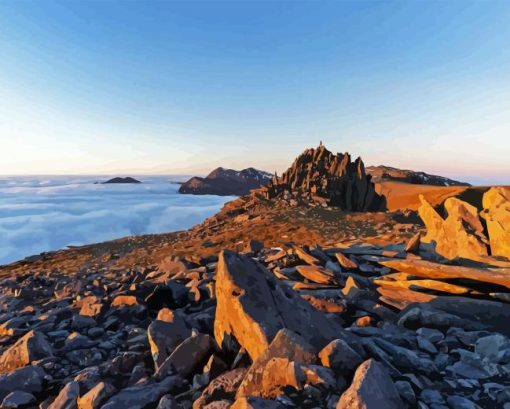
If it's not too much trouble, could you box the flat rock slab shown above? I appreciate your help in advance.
[295,265,338,285]
[380,259,510,290]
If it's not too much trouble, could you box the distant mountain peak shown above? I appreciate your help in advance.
[102,177,142,184]
[366,165,469,187]
[179,167,272,196]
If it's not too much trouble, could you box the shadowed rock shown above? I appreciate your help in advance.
[101,376,185,409]
[0,366,46,402]
[148,315,191,369]
[0,331,53,373]
[337,359,404,409]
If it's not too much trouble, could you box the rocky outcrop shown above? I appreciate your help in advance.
[419,188,510,260]
[482,187,510,257]
[419,195,488,259]
[263,144,385,211]
[179,167,272,196]
[366,165,469,186]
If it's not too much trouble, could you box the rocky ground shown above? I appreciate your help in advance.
[1,230,509,408]
[1,145,509,409]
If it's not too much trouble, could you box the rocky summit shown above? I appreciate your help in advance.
[1,145,510,409]
[262,144,386,211]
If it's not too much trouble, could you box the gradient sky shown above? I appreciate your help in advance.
[1,1,509,184]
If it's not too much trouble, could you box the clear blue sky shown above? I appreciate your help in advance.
[1,1,509,184]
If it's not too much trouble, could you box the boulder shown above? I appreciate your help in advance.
[214,250,350,361]
[237,329,317,398]
[418,194,445,243]
[319,339,363,374]
[482,187,510,258]
[77,382,117,409]
[101,376,185,409]
[418,196,489,260]
[193,368,247,409]
[336,359,404,409]
[156,333,213,378]
[0,366,46,402]
[0,331,53,373]
[156,395,177,409]
[48,381,80,409]
[1,391,36,408]
[147,315,191,369]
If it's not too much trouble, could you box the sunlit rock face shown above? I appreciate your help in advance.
[482,187,510,258]
[419,187,510,260]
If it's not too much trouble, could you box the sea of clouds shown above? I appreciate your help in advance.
[0,176,234,265]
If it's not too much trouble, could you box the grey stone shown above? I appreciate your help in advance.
[0,366,46,401]
[395,380,416,405]
[417,328,444,343]
[420,389,444,405]
[447,395,482,409]
[1,391,36,408]
[48,381,80,409]
[101,376,185,409]
[336,359,405,409]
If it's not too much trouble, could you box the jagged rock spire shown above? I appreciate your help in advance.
[264,144,386,211]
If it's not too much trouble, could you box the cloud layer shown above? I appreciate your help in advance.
[0,176,233,265]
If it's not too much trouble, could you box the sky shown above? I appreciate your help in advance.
[0,1,509,185]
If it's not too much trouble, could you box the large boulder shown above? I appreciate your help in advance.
[193,368,247,408]
[336,359,404,409]
[482,187,510,258]
[77,382,117,409]
[237,329,318,398]
[0,331,53,373]
[147,315,191,369]
[156,333,213,378]
[418,195,489,260]
[214,250,350,361]
[101,376,185,409]
[0,366,46,402]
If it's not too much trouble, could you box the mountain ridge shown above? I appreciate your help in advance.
[179,167,272,196]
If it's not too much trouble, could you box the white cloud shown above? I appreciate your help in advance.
[0,176,233,265]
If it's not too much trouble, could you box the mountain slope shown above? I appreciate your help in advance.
[179,167,272,196]
[367,165,469,187]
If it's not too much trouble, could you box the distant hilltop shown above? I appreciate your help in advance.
[179,167,272,196]
[102,177,142,184]
[366,165,469,187]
